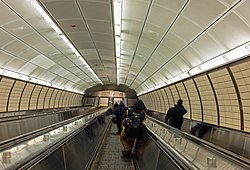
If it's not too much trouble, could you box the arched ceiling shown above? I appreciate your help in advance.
[0,0,249,95]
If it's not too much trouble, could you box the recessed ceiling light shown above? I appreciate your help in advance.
[147,29,159,36]
[17,26,26,30]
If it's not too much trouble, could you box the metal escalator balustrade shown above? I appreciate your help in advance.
[144,117,249,170]
[0,108,109,170]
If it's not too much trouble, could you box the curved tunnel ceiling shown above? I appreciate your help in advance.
[0,0,249,95]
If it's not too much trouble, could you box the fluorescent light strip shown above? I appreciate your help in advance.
[0,67,84,94]
[138,42,250,96]
[31,0,103,85]
[113,0,122,85]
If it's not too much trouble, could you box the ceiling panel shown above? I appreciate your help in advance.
[42,1,81,19]
[79,1,111,21]
[0,51,14,67]
[0,0,249,95]
[208,12,250,49]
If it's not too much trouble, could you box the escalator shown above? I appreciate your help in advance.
[1,109,249,170]
[89,124,134,170]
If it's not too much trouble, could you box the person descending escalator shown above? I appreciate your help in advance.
[113,101,127,134]
[165,99,187,130]
[120,100,146,158]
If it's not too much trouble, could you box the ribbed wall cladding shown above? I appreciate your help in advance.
[139,57,250,133]
[0,76,83,113]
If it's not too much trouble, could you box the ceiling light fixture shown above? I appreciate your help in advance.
[31,0,103,85]
[0,67,84,94]
[113,0,122,85]
[137,42,250,96]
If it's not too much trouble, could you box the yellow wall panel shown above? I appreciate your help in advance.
[37,87,49,109]
[184,79,202,121]
[20,83,35,110]
[176,82,190,119]
[64,92,70,107]
[0,77,15,112]
[159,89,169,112]
[59,91,66,107]
[156,90,165,113]
[231,62,250,132]
[195,75,218,125]
[50,89,59,108]
[152,91,160,112]
[169,85,179,103]
[55,90,63,107]
[44,88,53,109]
[209,68,240,130]
[8,81,26,112]
[29,85,42,110]
[164,87,174,107]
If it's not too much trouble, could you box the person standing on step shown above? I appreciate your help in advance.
[165,99,187,130]
[114,101,127,134]
[120,100,146,158]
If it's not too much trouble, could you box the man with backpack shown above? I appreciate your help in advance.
[165,99,187,130]
[113,101,127,134]
[120,100,146,158]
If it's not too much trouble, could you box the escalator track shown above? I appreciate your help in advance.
[90,123,135,170]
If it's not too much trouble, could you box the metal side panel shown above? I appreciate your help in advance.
[31,148,65,170]
[63,116,108,170]
[134,129,160,170]
[19,114,110,170]
[134,127,183,170]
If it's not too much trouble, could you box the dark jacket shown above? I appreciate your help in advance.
[114,105,127,122]
[165,104,187,129]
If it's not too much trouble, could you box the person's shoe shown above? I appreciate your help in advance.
[121,150,133,158]
[121,153,133,158]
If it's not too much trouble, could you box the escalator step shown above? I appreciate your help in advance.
[91,124,134,170]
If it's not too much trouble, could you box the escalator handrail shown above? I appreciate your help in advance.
[0,107,109,152]
[13,112,109,170]
[144,126,197,170]
[0,107,95,123]
[146,116,250,169]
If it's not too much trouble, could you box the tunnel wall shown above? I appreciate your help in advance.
[139,56,250,132]
[0,75,83,113]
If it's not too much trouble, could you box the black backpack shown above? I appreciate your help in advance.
[123,111,142,139]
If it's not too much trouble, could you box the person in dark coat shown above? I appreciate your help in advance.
[114,101,127,134]
[165,99,187,130]
[120,100,146,158]
[114,102,118,109]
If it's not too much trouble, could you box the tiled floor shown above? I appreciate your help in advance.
[91,123,134,170]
